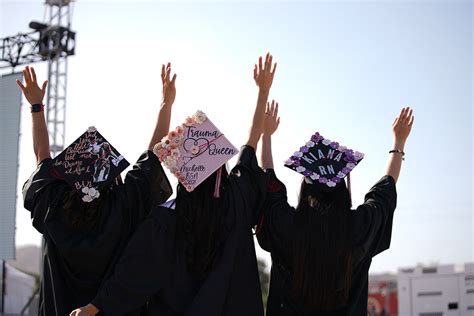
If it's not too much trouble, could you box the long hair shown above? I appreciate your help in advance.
[175,167,229,283]
[62,188,109,230]
[291,178,353,311]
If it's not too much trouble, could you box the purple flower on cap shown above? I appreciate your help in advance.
[342,167,351,173]
[303,170,312,177]
[300,146,309,153]
[354,151,364,160]
[292,159,301,167]
[330,142,339,149]
[311,132,323,143]
[332,176,341,183]
[318,177,328,184]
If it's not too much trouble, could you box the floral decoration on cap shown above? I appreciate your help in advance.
[284,132,364,187]
[153,110,238,192]
[52,126,129,202]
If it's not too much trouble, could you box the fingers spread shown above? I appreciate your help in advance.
[16,79,25,91]
[41,80,48,94]
[161,64,165,83]
[24,66,32,84]
[31,67,37,83]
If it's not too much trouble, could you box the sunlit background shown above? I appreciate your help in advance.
[1,0,472,277]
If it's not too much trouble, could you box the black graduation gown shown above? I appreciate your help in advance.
[22,151,172,316]
[90,145,267,316]
[257,169,397,316]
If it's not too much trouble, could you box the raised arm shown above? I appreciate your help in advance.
[385,107,414,182]
[148,63,177,150]
[246,53,277,149]
[261,100,280,169]
[16,66,50,165]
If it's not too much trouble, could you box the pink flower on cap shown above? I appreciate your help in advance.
[168,131,178,139]
[176,125,184,135]
[185,117,194,126]
[191,145,200,155]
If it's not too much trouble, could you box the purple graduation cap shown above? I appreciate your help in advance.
[153,110,238,193]
[284,132,364,188]
[52,126,129,202]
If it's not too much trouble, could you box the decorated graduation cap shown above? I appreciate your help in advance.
[284,132,364,188]
[153,110,238,193]
[52,126,129,202]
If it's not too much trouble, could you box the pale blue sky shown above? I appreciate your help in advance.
[1,0,472,273]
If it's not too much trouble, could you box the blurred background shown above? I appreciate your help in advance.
[0,0,472,314]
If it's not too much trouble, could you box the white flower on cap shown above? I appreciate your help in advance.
[306,140,315,147]
[326,180,337,187]
[296,166,306,173]
[82,187,89,194]
[337,171,346,178]
[193,110,207,124]
[310,173,320,180]
[293,151,303,158]
[284,159,294,165]
[82,194,93,202]
[322,139,332,146]
[337,145,347,152]
[87,126,97,133]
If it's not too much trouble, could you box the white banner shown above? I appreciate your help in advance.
[0,72,23,260]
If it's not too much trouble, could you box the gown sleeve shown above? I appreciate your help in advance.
[351,175,397,259]
[256,168,295,254]
[22,158,68,234]
[91,210,174,315]
[121,151,172,227]
[227,145,267,227]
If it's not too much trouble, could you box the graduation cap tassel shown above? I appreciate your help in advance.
[347,173,352,208]
[213,166,222,198]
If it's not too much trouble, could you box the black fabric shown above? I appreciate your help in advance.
[22,151,172,316]
[91,145,267,316]
[257,169,397,316]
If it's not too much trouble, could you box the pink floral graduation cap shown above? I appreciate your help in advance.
[153,110,238,192]
[284,132,364,188]
[52,126,129,202]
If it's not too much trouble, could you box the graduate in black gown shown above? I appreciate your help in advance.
[17,65,176,315]
[256,104,414,315]
[69,53,278,316]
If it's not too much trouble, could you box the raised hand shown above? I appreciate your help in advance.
[263,100,280,136]
[161,63,177,106]
[253,53,277,92]
[16,66,48,105]
[392,107,414,145]
[385,106,414,182]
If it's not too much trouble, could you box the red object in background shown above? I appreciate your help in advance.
[368,281,398,315]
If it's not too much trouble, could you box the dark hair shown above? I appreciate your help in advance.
[62,187,110,230]
[291,178,353,312]
[175,167,229,283]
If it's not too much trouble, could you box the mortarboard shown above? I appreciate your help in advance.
[284,132,364,188]
[153,110,238,193]
[52,126,129,202]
